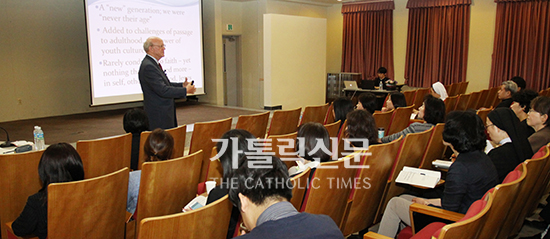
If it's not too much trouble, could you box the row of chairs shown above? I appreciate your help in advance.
[284,123,447,237]
[0,103,334,239]
[365,144,550,239]
[445,81,469,97]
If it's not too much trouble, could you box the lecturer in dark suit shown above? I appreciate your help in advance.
[139,36,196,130]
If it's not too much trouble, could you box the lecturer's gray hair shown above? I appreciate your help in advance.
[143,37,156,53]
[502,80,519,94]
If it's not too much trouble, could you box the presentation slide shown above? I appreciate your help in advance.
[85,0,204,106]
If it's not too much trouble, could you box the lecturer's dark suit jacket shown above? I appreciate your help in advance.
[138,55,187,130]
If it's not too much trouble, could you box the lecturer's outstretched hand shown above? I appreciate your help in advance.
[183,78,196,94]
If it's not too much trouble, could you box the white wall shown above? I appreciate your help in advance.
[264,14,327,109]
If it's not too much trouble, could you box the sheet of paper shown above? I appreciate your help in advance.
[396,166,441,188]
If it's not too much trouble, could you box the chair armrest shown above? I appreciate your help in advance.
[409,203,464,222]
[363,232,393,239]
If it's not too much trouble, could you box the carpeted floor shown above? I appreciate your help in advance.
[0,102,264,144]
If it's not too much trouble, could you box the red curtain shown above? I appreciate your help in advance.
[404,0,471,88]
[490,0,550,91]
[341,1,395,80]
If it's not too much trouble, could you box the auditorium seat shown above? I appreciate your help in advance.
[77,133,132,178]
[266,107,301,137]
[299,103,330,126]
[189,117,232,182]
[235,111,270,138]
[138,124,187,170]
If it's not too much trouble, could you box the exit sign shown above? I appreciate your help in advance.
[226,24,233,31]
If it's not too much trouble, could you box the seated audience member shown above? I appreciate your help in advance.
[207,129,256,239]
[527,96,550,153]
[374,67,397,90]
[381,92,407,113]
[511,89,539,137]
[288,122,332,176]
[127,128,173,214]
[381,95,445,143]
[430,81,449,101]
[510,76,526,91]
[356,93,378,114]
[345,109,379,149]
[496,80,519,108]
[123,108,150,170]
[486,108,533,182]
[332,97,354,130]
[12,143,85,239]
[377,111,498,238]
[228,156,344,239]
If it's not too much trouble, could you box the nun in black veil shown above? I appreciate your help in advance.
[486,108,534,182]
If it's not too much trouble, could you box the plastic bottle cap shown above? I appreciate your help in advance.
[34,126,40,130]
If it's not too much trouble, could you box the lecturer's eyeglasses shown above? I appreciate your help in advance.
[152,44,166,48]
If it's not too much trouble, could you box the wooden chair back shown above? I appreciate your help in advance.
[419,123,446,169]
[340,137,404,235]
[378,128,433,221]
[324,120,341,138]
[476,89,490,110]
[300,158,357,228]
[77,133,132,178]
[235,111,270,138]
[403,90,416,106]
[189,117,232,182]
[455,93,471,111]
[498,147,549,238]
[267,107,301,137]
[444,95,459,115]
[477,107,492,125]
[138,125,187,170]
[136,151,203,232]
[412,88,430,110]
[137,196,232,239]
[48,168,129,239]
[466,91,481,110]
[300,103,330,126]
[266,132,298,170]
[373,109,394,133]
[448,82,460,97]
[458,81,469,95]
[386,105,414,136]
[444,84,451,96]
[290,167,311,210]
[337,120,350,158]
[207,146,223,185]
[0,150,44,239]
[523,144,550,223]
[484,87,499,108]
[478,164,526,239]
[324,103,335,124]
[438,194,492,239]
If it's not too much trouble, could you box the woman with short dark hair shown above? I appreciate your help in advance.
[345,110,378,148]
[288,122,332,176]
[127,128,174,214]
[511,90,539,136]
[123,108,149,170]
[381,95,445,143]
[332,97,354,131]
[381,92,407,113]
[527,96,550,153]
[12,143,85,239]
[377,111,498,238]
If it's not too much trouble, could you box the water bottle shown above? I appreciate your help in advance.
[33,126,45,150]
[379,80,384,90]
